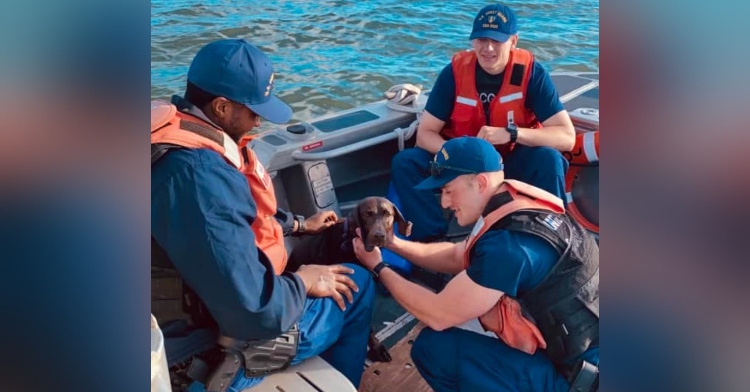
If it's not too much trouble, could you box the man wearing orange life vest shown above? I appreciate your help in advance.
[390,3,576,242]
[354,137,598,391]
[151,39,375,391]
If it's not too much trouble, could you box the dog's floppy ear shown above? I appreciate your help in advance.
[391,203,413,237]
[347,206,360,238]
[353,201,377,251]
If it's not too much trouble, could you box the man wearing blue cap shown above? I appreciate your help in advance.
[354,137,598,391]
[151,39,375,391]
[390,3,576,243]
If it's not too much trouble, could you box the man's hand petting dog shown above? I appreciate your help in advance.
[353,227,382,271]
[304,210,339,235]
[295,264,359,311]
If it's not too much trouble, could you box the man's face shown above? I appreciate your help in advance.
[225,102,261,139]
[472,35,518,75]
[439,175,485,226]
[210,99,261,141]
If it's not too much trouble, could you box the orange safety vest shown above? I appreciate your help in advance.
[462,180,565,355]
[150,100,288,275]
[442,49,541,158]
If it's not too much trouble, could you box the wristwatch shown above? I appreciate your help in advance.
[294,215,306,235]
[371,262,390,280]
[506,122,518,143]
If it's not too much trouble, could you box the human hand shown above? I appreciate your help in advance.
[295,264,359,311]
[305,210,339,235]
[477,125,511,145]
[353,228,382,271]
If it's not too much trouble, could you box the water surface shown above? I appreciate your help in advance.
[151,0,599,123]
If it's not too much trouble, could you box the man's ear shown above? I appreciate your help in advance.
[209,97,231,119]
[475,173,491,193]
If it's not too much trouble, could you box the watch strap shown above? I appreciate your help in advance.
[507,123,518,143]
[372,262,390,279]
[294,215,306,235]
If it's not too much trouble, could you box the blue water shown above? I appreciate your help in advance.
[151,0,599,123]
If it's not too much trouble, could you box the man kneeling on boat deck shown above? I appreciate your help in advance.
[151,39,375,391]
[353,137,599,392]
[390,3,576,242]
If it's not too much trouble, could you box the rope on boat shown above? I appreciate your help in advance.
[392,119,419,151]
[384,83,427,151]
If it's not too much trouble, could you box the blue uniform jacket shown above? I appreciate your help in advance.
[151,138,307,341]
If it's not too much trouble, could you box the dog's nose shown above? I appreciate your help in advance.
[372,233,386,242]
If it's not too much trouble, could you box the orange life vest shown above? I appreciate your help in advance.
[462,180,565,355]
[150,100,288,275]
[442,49,541,158]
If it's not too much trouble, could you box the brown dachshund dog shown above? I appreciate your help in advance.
[286,197,412,272]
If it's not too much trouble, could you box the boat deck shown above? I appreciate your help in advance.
[359,323,431,392]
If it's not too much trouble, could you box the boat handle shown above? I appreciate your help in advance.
[291,132,399,161]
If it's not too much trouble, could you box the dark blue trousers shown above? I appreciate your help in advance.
[390,145,568,240]
[411,327,570,392]
[189,264,375,391]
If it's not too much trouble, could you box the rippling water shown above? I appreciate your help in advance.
[151,0,599,124]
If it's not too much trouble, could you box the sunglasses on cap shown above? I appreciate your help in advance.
[428,161,478,177]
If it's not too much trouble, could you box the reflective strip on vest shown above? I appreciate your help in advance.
[456,96,478,107]
[499,92,523,104]
[582,132,599,162]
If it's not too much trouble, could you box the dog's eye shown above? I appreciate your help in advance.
[363,211,375,218]
[381,210,392,217]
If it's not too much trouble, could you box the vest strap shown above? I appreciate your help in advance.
[510,63,525,86]
[180,119,224,145]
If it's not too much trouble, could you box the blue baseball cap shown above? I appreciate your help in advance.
[469,4,518,43]
[414,137,504,190]
[187,39,292,124]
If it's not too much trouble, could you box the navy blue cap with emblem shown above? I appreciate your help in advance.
[469,3,518,43]
[187,39,292,124]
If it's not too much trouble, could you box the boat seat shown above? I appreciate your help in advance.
[244,356,357,392]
